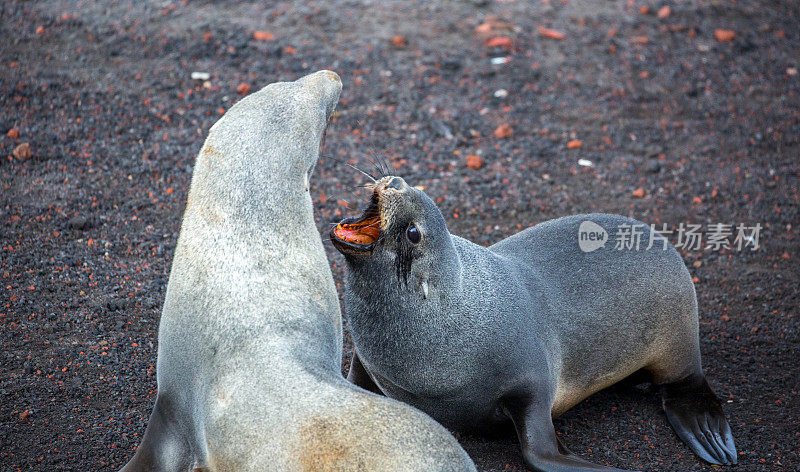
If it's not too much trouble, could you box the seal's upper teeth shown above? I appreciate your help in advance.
[421,279,429,299]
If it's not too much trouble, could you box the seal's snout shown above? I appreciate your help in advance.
[297,69,341,89]
[330,175,412,256]
[296,70,342,119]
[385,177,405,191]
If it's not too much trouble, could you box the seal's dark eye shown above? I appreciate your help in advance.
[406,223,421,244]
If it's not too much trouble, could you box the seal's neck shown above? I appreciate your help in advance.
[168,138,342,370]
[419,236,463,296]
[185,139,317,234]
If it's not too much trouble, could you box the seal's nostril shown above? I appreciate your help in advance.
[386,177,403,190]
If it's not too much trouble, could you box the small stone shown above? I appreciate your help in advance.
[391,35,407,47]
[12,142,31,160]
[19,410,31,420]
[252,31,274,41]
[441,58,462,70]
[493,89,508,98]
[714,29,736,42]
[645,144,663,157]
[647,159,662,173]
[567,139,582,149]
[7,127,19,139]
[657,6,671,18]
[494,124,513,139]
[632,188,645,198]
[430,119,453,139]
[577,159,593,167]
[466,154,483,170]
[486,37,513,49]
[191,71,210,80]
[236,83,251,95]
[68,216,89,230]
[538,27,565,40]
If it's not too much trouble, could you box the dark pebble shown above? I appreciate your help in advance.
[441,58,462,70]
[68,216,89,230]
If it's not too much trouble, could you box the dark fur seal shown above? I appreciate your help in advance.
[330,175,737,472]
[119,74,476,472]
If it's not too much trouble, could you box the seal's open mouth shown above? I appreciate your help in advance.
[330,191,381,254]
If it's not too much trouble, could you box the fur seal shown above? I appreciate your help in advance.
[331,175,737,471]
[120,73,476,472]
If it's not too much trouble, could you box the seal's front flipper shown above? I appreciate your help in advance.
[503,396,639,472]
[119,394,205,472]
[661,373,737,465]
[347,352,384,395]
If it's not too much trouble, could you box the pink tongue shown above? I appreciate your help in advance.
[334,218,380,244]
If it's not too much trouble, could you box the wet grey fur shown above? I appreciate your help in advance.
[119,73,476,472]
[339,177,736,472]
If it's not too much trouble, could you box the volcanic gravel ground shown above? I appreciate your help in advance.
[1,1,798,470]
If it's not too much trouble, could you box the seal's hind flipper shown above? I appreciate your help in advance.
[661,374,737,465]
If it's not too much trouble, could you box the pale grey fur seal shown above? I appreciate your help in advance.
[119,73,476,472]
[331,175,737,472]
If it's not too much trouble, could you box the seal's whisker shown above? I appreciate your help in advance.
[327,154,378,183]
[363,181,379,193]
[348,183,374,193]
[345,162,377,183]
[370,150,393,178]
[346,163,375,183]
[353,118,391,178]
[376,152,392,177]
[365,151,390,179]
[364,138,393,178]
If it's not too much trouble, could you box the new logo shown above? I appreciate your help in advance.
[578,220,608,253]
